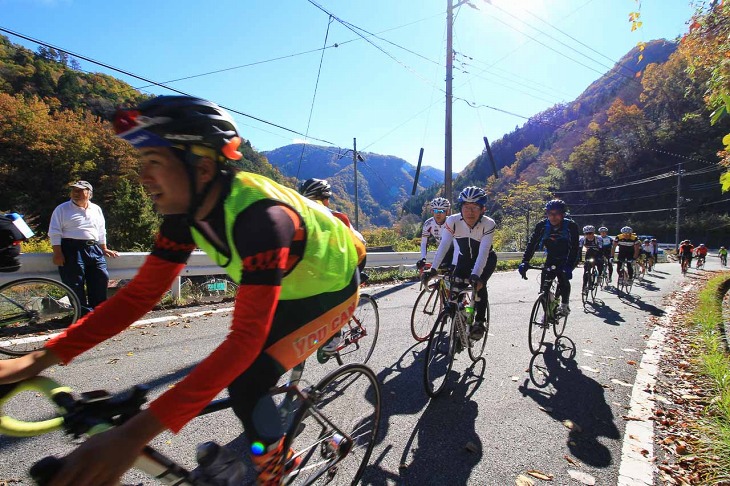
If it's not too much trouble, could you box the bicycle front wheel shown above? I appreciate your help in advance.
[590,273,599,301]
[528,296,549,355]
[468,294,489,361]
[0,278,81,356]
[410,285,442,342]
[336,295,379,365]
[284,363,381,485]
[424,310,455,397]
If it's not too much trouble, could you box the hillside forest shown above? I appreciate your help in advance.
[1,2,729,253]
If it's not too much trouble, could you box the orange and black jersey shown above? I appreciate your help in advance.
[46,184,313,433]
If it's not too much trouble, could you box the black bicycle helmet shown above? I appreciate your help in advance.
[298,178,332,200]
[545,199,567,213]
[113,96,243,162]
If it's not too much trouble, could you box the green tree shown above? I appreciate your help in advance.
[497,180,551,250]
[104,178,160,251]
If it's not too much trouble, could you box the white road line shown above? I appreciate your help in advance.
[617,283,692,485]
[0,306,234,349]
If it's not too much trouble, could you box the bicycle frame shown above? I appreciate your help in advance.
[0,292,31,326]
[0,362,356,486]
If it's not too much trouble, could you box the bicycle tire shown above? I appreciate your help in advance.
[590,272,598,302]
[528,295,548,355]
[336,295,379,366]
[424,310,455,397]
[0,278,81,356]
[410,285,442,342]
[468,291,489,361]
[552,309,567,337]
[283,363,381,486]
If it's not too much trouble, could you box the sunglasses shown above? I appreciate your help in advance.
[585,232,594,235]
[547,211,563,217]
[433,209,446,214]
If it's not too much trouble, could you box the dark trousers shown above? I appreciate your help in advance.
[453,249,497,322]
[542,260,571,304]
[58,238,109,313]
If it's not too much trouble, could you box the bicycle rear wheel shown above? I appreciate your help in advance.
[0,278,81,355]
[590,273,599,301]
[468,293,489,361]
[528,295,549,355]
[410,285,442,342]
[424,310,455,397]
[284,363,381,485]
[336,295,379,366]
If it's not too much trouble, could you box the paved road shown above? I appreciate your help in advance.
[0,256,722,485]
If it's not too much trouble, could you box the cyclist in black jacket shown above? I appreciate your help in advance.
[518,199,580,316]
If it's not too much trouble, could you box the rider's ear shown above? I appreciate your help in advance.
[195,157,217,186]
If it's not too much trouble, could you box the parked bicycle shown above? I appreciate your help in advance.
[410,266,450,342]
[423,276,489,398]
[522,265,568,355]
[0,277,81,356]
[0,361,381,485]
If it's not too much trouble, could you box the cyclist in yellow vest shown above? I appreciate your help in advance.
[0,96,365,485]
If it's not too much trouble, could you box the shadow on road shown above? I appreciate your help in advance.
[583,299,625,326]
[620,294,665,316]
[376,359,486,485]
[518,341,619,468]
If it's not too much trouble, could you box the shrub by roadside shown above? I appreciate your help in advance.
[653,271,730,485]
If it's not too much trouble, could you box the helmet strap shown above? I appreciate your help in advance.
[181,146,220,220]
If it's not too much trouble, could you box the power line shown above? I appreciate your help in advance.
[570,207,676,217]
[555,172,677,194]
[0,26,338,146]
[296,15,334,180]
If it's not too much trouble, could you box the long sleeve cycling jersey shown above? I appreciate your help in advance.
[579,235,604,261]
[420,217,447,259]
[522,218,580,267]
[431,213,495,276]
[45,171,364,433]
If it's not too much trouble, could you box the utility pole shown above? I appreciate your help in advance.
[675,163,682,249]
[445,0,455,202]
[353,137,359,231]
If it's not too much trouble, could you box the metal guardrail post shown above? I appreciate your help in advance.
[170,277,181,301]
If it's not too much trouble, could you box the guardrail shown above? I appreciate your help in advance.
[0,251,525,298]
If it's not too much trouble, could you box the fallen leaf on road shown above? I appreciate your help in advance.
[626,360,637,366]
[106,358,120,364]
[611,378,633,387]
[511,376,519,381]
[622,415,643,421]
[580,366,600,373]
[538,405,553,413]
[515,475,534,486]
[564,455,581,467]
[563,420,582,432]
[465,441,479,453]
[527,470,553,481]
[567,470,596,485]
[126,352,134,356]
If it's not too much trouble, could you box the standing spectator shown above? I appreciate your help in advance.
[49,181,118,313]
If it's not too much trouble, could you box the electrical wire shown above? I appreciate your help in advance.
[296,15,334,180]
[570,207,676,217]
[0,26,338,146]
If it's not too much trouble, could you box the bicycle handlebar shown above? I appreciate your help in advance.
[0,377,71,437]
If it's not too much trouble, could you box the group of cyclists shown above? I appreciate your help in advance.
[417,194,666,320]
[0,94,724,485]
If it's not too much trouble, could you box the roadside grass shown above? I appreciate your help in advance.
[691,274,730,482]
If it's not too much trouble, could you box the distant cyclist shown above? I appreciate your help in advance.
[417,197,455,271]
[423,186,497,341]
[298,178,364,244]
[694,243,708,268]
[678,240,694,269]
[719,246,728,266]
[519,199,580,316]
[612,226,640,284]
[578,225,604,293]
[598,226,614,283]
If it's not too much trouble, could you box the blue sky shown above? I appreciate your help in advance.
[1,0,694,172]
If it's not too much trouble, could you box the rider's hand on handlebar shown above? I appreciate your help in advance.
[518,262,528,280]
[416,258,427,270]
[468,274,483,290]
[0,350,60,386]
[421,267,437,286]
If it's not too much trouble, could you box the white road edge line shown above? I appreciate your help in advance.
[617,282,693,486]
[0,284,392,348]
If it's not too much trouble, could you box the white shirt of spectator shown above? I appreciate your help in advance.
[49,200,107,246]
